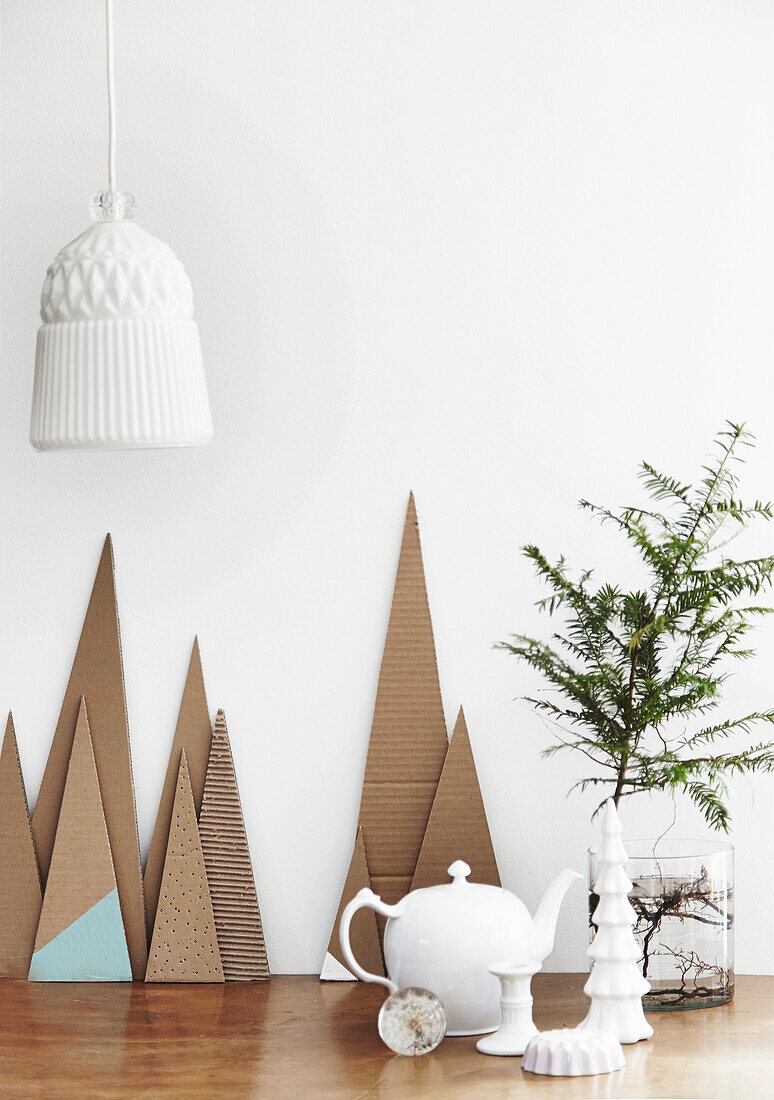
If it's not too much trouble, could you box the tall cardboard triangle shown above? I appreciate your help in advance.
[321,826,384,980]
[358,493,448,905]
[198,710,269,980]
[146,750,224,982]
[322,494,448,978]
[31,535,147,979]
[411,707,500,891]
[0,714,42,978]
[144,638,212,937]
[29,699,132,981]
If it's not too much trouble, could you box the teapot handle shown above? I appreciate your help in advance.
[339,887,406,992]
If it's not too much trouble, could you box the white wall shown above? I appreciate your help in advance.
[3,0,774,975]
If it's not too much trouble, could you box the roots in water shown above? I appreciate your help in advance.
[590,863,734,1008]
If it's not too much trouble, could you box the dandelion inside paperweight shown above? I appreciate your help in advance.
[377,987,447,1055]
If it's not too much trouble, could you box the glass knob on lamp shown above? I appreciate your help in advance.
[89,190,136,221]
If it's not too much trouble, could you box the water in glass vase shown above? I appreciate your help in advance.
[589,838,734,1010]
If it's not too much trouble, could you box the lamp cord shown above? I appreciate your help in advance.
[106,0,116,193]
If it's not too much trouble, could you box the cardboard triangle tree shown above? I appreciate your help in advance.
[411,707,500,891]
[146,750,223,982]
[144,637,212,937]
[320,826,383,981]
[579,799,653,1043]
[29,699,132,981]
[0,713,43,978]
[32,535,147,980]
[322,493,448,979]
[199,709,269,980]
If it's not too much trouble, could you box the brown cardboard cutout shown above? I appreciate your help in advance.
[358,493,448,907]
[199,710,269,980]
[411,707,500,891]
[32,536,147,979]
[144,638,212,937]
[0,713,42,977]
[31,700,128,959]
[323,494,448,978]
[321,826,384,980]
[146,751,223,983]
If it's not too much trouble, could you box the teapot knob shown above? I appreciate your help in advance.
[448,860,471,886]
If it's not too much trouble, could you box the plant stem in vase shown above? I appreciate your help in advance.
[590,838,734,1009]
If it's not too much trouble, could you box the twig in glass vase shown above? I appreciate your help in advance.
[501,421,769,1007]
[590,860,735,1008]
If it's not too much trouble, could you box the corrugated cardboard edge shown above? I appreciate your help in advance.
[411,707,500,891]
[31,535,147,979]
[146,750,224,983]
[30,698,131,980]
[144,637,212,937]
[0,713,42,978]
[321,826,384,980]
[199,710,269,980]
[358,493,449,914]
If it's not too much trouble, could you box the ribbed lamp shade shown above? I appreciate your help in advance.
[30,201,213,450]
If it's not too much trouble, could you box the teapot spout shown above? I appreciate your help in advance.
[531,869,583,964]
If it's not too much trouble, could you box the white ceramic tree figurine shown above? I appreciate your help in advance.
[580,799,653,1043]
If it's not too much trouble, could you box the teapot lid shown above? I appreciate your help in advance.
[434,859,506,901]
[409,858,527,916]
[399,858,532,940]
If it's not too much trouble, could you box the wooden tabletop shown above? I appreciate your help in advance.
[0,973,769,1098]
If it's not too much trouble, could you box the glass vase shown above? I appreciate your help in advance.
[589,838,734,1010]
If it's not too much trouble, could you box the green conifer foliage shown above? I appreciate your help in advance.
[500,423,774,830]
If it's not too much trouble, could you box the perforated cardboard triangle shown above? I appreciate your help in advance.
[321,826,384,980]
[29,699,132,981]
[411,707,500,891]
[144,638,212,937]
[358,493,448,906]
[0,713,42,978]
[32,536,147,979]
[146,750,223,983]
[199,710,269,980]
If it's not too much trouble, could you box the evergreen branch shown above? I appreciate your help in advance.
[679,712,774,749]
[500,422,774,831]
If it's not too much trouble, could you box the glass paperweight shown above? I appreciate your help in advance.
[377,987,447,1056]
[89,190,136,221]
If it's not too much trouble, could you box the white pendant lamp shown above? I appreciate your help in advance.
[30,0,213,451]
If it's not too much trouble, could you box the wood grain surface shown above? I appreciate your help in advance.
[0,973,769,1098]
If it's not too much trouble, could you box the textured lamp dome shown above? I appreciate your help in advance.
[30,197,213,450]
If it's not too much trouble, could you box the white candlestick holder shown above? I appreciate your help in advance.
[476,961,540,1056]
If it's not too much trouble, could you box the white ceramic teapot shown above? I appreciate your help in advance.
[340,860,581,1035]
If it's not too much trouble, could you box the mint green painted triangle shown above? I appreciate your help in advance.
[28,888,131,982]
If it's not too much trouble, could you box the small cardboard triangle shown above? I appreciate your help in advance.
[29,699,132,981]
[146,750,224,982]
[32,536,147,979]
[411,707,500,891]
[198,710,269,980]
[321,826,384,980]
[0,713,43,978]
[144,638,212,937]
[358,493,448,908]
